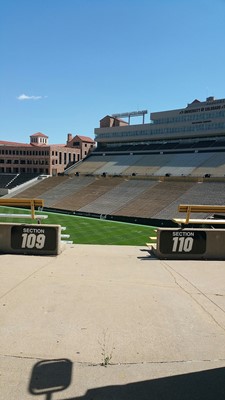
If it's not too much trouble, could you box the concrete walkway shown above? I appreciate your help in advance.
[0,244,225,399]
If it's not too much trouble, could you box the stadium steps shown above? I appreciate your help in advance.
[77,179,156,215]
[52,176,124,211]
[93,155,140,176]
[154,181,225,220]
[191,152,225,177]
[40,176,95,207]
[11,176,70,199]
[122,154,173,176]
[0,173,17,188]
[154,152,212,176]
[112,181,195,218]
[68,157,109,175]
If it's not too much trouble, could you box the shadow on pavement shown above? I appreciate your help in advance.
[28,359,225,400]
[29,359,72,398]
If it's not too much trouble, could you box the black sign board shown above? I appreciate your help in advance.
[159,230,206,255]
[11,225,57,252]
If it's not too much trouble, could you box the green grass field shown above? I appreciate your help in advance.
[0,207,156,245]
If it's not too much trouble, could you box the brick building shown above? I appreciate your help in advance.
[0,132,95,175]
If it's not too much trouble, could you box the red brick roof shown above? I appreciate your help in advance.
[100,115,128,124]
[30,132,48,138]
[0,140,30,146]
[0,134,94,147]
[75,135,95,143]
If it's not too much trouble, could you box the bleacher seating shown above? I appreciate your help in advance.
[191,140,216,149]
[0,173,39,189]
[111,181,195,218]
[0,174,17,188]
[191,152,225,177]
[0,136,224,222]
[211,140,225,148]
[153,182,225,220]
[95,139,223,154]
[4,172,225,221]
[51,176,124,211]
[42,175,95,207]
[11,175,69,199]
[78,179,156,215]
[7,173,39,188]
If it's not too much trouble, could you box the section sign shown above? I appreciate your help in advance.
[159,230,206,255]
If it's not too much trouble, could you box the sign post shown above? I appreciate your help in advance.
[0,223,61,255]
[150,228,225,260]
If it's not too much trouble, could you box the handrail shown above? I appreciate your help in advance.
[0,198,44,219]
[176,204,225,224]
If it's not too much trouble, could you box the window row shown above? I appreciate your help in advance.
[0,159,49,165]
[153,110,225,124]
[96,122,225,139]
[0,168,49,173]
[0,149,50,156]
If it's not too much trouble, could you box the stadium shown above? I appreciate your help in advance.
[1,95,225,223]
[1,97,225,399]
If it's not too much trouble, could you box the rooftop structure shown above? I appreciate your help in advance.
[95,97,225,147]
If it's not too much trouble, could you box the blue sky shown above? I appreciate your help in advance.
[1,0,225,144]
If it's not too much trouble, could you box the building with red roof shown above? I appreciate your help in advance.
[0,133,95,175]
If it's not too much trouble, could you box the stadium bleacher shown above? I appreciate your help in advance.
[0,173,39,189]
[0,173,17,188]
[0,135,225,222]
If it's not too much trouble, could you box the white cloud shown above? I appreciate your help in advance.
[17,94,47,100]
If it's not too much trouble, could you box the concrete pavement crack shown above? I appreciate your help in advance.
[0,261,53,301]
[161,261,225,333]
[1,354,225,366]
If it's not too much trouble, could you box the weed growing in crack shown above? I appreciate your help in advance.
[98,329,114,367]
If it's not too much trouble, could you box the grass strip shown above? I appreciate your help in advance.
[0,206,156,246]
